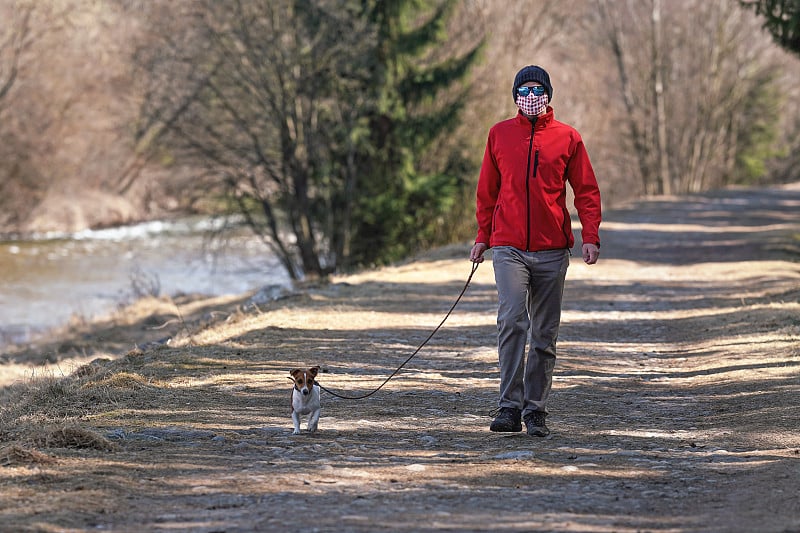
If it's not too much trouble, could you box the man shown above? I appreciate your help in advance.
[470,65,601,437]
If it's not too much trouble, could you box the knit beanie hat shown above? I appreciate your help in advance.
[512,65,553,103]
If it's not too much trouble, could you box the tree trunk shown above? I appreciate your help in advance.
[651,0,672,195]
[598,0,654,195]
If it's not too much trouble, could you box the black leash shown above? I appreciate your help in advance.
[317,261,480,400]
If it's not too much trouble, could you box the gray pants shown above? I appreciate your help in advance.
[492,247,569,417]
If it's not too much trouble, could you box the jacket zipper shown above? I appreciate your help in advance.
[525,120,539,251]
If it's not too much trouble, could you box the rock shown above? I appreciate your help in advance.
[248,285,293,305]
[494,450,534,460]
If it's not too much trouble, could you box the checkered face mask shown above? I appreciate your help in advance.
[516,93,549,117]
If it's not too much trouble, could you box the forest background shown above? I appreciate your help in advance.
[1,0,799,281]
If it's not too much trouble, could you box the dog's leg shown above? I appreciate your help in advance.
[308,409,320,433]
[292,411,302,435]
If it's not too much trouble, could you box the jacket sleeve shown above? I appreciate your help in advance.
[567,137,602,246]
[475,131,500,245]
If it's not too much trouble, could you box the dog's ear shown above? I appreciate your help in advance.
[309,366,320,378]
[290,369,302,378]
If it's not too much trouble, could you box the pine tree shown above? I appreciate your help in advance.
[742,0,800,56]
[342,0,482,268]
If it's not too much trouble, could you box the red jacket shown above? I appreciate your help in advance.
[475,107,601,251]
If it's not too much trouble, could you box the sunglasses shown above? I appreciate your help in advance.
[517,86,546,97]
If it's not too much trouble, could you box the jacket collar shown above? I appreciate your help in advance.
[515,106,554,128]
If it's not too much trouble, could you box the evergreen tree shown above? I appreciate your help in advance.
[342,0,482,268]
[742,0,800,56]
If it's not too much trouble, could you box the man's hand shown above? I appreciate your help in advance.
[582,243,600,265]
[470,242,488,263]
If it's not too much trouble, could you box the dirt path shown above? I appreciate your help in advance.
[1,184,799,532]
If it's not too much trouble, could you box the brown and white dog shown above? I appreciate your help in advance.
[290,366,321,435]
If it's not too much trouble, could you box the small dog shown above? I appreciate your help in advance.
[290,366,321,435]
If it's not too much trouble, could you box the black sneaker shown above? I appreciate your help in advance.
[489,407,522,432]
[524,411,550,437]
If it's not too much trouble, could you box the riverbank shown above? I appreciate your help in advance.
[0,215,291,350]
[1,183,799,532]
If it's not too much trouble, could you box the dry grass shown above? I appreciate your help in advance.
[32,426,118,452]
[0,444,57,466]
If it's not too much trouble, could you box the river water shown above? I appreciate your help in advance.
[0,217,292,349]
